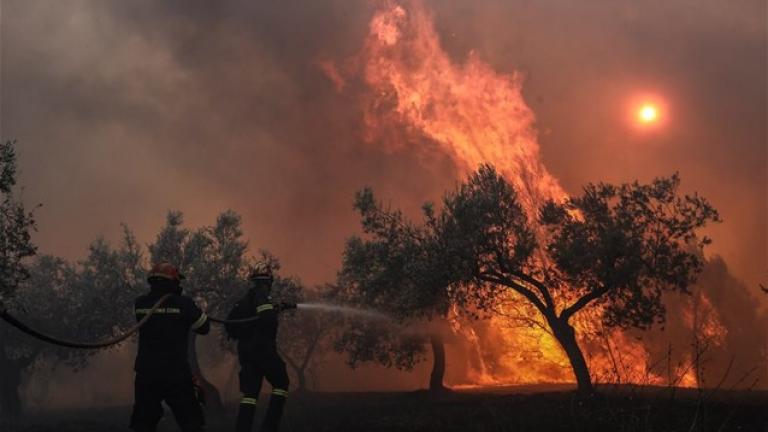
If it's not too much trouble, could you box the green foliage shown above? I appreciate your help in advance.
[335,187,443,370]
[146,210,337,377]
[340,187,446,319]
[336,165,536,370]
[0,228,145,394]
[149,210,250,317]
[0,158,342,405]
[431,165,538,312]
[541,173,721,328]
[333,318,427,371]
[2,256,78,372]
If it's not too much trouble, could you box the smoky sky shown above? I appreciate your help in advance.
[1,0,765,298]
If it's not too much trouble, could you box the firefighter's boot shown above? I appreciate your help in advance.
[259,389,287,432]
[235,396,258,432]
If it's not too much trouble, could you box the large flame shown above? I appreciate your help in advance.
[328,0,725,388]
[362,1,563,214]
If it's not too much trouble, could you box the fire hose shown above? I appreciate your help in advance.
[0,297,291,349]
[0,294,173,349]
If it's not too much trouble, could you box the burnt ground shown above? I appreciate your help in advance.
[6,384,767,432]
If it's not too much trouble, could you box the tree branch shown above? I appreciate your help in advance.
[510,270,556,311]
[480,273,548,315]
[560,285,609,323]
[490,244,556,312]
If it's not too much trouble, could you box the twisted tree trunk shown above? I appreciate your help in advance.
[281,327,323,393]
[283,354,308,393]
[429,334,447,392]
[550,318,594,395]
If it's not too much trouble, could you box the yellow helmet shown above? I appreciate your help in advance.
[249,261,274,281]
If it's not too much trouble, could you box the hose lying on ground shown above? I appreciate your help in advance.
[0,294,172,349]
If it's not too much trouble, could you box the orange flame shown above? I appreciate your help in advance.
[362,0,564,214]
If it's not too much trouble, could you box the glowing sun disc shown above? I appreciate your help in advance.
[638,104,659,123]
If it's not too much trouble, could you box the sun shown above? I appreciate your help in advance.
[628,96,667,130]
[638,104,659,123]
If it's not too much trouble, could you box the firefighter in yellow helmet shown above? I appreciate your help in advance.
[225,261,295,432]
[131,263,210,432]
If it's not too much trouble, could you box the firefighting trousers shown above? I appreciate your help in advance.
[130,373,204,432]
[235,351,289,432]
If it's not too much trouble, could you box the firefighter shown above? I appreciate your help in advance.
[226,261,296,432]
[130,262,210,432]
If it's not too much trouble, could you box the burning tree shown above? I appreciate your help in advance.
[342,165,719,394]
[534,171,719,393]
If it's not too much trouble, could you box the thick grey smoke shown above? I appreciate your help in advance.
[0,0,458,286]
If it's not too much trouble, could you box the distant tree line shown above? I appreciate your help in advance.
[0,212,336,419]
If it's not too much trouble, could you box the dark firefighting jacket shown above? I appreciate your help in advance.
[225,290,279,362]
[134,287,210,377]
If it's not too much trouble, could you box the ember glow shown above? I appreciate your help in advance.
[329,0,726,388]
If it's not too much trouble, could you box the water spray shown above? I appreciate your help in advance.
[296,303,391,320]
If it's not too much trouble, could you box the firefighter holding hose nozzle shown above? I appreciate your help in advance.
[226,261,296,432]
[131,262,210,432]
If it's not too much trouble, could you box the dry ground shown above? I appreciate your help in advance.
[6,384,767,432]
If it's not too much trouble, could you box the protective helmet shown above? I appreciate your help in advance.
[148,262,185,282]
[249,261,274,281]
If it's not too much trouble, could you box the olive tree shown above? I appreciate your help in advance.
[336,188,466,392]
[275,282,338,393]
[0,139,43,418]
[340,165,719,394]
[148,210,250,414]
[0,228,144,419]
[0,140,37,301]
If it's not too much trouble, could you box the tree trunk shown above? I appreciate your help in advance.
[187,333,224,417]
[282,348,310,393]
[296,368,308,393]
[429,334,447,392]
[0,349,23,419]
[551,319,594,395]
